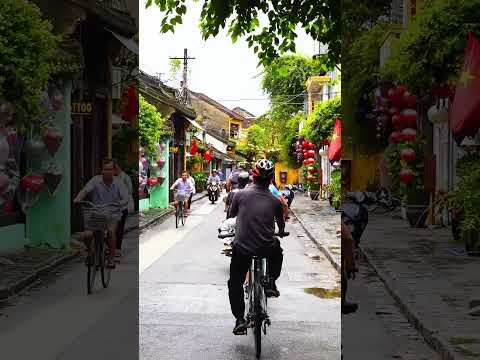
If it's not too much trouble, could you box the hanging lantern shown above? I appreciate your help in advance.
[306,174,314,181]
[307,149,315,157]
[43,127,64,157]
[157,158,166,167]
[388,131,403,144]
[307,157,316,164]
[401,128,417,142]
[400,148,416,162]
[403,92,417,108]
[401,109,417,127]
[204,149,212,162]
[190,139,198,155]
[307,166,315,173]
[399,168,414,184]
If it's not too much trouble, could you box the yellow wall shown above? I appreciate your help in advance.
[275,162,299,189]
[350,152,382,191]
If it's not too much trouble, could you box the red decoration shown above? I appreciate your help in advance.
[399,168,414,184]
[307,166,315,173]
[401,128,417,141]
[20,175,44,193]
[43,127,64,157]
[121,84,139,121]
[306,174,314,181]
[388,131,403,144]
[190,139,198,155]
[450,32,480,143]
[400,148,416,162]
[389,107,400,116]
[157,159,166,167]
[401,109,417,127]
[403,92,417,108]
[307,149,315,157]
[147,178,158,186]
[306,158,315,164]
[328,117,341,162]
[388,87,404,108]
[303,159,309,165]
[204,149,212,161]
[392,114,404,130]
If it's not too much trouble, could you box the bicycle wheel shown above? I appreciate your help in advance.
[101,235,112,288]
[175,204,179,228]
[180,202,185,226]
[87,235,99,294]
[254,281,263,359]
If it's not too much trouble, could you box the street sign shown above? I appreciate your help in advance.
[71,102,93,115]
[170,146,179,153]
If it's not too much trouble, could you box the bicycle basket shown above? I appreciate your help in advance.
[83,205,121,231]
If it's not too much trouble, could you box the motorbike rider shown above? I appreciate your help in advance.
[224,171,249,215]
[207,170,221,198]
[226,162,246,192]
[227,159,286,335]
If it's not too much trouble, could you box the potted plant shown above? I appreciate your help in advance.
[192,171,208,193]
[303,163,320,200]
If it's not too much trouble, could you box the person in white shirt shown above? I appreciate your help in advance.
[186,172,196,211]
[113,159,134,257]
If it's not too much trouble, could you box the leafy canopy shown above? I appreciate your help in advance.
[235,123,268,161]
[139,95,172,155]
[301,96,340,144]
[0,0,58,129]
[145,0,340,67]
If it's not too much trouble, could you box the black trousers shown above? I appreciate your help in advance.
[116,209,128,250]
[228,242,283,319]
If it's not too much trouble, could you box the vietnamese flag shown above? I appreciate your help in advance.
[328,117,341,162]
[450,33,480,144]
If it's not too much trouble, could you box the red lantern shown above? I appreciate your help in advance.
[20,175,44,193]
[399,168,414,184]
[400,148,416,162]
[388,87,404,108]
[147,178,158,186]
[303,159,309,165]
[392,114,404,130]
[401,128,417,141]
[307,166,315,173]
[401,109,417,127]
[190,139,198,155]
[157,159,166,167]
[389,107,400,116]
[307,158,315,164]
[307,174,314,181]
[396,85,408,95]
[302,140,308,148]
[307,149,315,157]
[204,150,212,161]
[403,92,417,108]
[388,131,403,144]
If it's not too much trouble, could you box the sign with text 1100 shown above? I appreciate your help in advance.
[72,102,93,115]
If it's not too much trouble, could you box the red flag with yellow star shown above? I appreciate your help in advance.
[450,33,480,143]
[328,117,341,162]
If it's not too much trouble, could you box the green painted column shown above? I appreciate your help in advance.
[150,139,169,209]
[26,81,71,249]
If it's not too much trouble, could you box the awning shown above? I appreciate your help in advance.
[106,28,138,55]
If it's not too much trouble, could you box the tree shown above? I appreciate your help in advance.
[301,96,340,144]
[0,0,58,129]
[235,123,268,161]
[145,0,340,67]
[139,95,172,155]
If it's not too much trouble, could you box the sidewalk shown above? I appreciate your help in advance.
[290,193,341,272]
[361,211,480,359]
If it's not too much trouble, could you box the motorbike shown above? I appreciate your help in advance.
[218,217,236,257]
[207,181,220,204]
[341,192,370,248]
[283,185,295,208]
[291,184,305,193]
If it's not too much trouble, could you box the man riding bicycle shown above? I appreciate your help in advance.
[227,159,286,335]
[170,171,193,215]
[73,158,127,269]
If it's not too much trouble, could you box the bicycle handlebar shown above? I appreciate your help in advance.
[218,231,289,239]
[75,201,122,209]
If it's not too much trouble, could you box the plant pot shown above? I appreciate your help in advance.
[310,190,319,200]
[157,177,165,186]
[405,205,428,228]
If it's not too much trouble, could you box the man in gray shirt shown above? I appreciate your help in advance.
[227,159,286,335]
[74,158,126,269]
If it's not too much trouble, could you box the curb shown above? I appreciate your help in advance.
[359,246,457,360]
[139,208,175,232]
[191,192,208,203]
[0,249,80,300]
[290,208,341,274]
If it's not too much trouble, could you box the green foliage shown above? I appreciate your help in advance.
[145,0,340,67]
[0,0,58,129]
[329,168,342,209]
[279,112,304,168]
[262,55,324,115]
[382,0,480,92]
[453,154,480,244]
[384,138,425,203]
[302,163,320,190]
[301,96,340,144]
[236,123,268,161]
[192,171,208,191]
[169,58,182,81]
[139,95,172,155]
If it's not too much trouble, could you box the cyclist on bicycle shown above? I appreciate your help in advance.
[227,159,285,335]
[170,171,193,215]
[73,158,127,269]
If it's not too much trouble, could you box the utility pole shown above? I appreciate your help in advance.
[170,48,195,104]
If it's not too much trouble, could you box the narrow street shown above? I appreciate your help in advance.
[0,230,139,360]
[139,194,340,359]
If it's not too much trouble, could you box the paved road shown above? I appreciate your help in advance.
[0,230,139,360]
[140,194,341,360]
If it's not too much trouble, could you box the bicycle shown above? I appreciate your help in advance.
[78,201,121,295]
[174,190,188,228]
[218,230,289,359]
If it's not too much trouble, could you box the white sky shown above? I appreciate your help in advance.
[139,1,318,116]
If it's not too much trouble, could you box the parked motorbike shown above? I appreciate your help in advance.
[218,217,236,257]
[341,192,369,248]
[207,181,220,204]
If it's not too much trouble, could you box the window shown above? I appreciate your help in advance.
[230,123,240,139]
[221,129,226,138]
